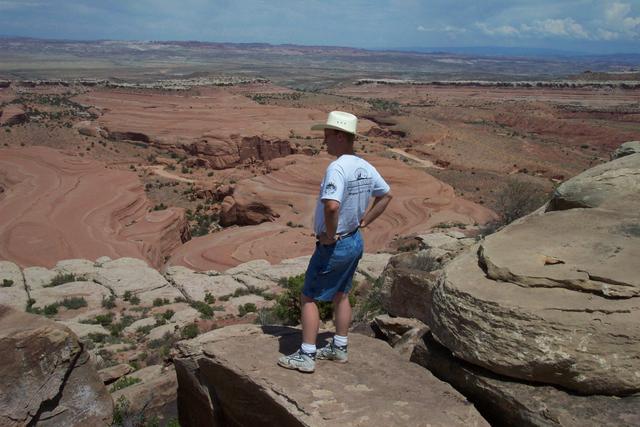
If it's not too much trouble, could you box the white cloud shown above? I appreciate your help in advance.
[532,18,589,38]
[0,1,42,11]
[476,22,520,36]
[606,2,631,23]
[418,24,467,34]
[597,28,620,40]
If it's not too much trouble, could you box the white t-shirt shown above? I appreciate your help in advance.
[313,154,390,235]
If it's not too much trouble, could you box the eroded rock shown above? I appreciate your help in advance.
[174,324,487,426]
[0,305,112,426]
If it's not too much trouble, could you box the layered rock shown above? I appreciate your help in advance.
[0,305,112,426]
[219,195,279,226]
[429,152,640,395]
[412,333,640,427]
[174,324,487,426]
[0,146,189,269]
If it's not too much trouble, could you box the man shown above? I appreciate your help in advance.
[278,111,392,373]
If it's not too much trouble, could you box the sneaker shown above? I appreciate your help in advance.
[317,341,348,363]
[277,349,316,373]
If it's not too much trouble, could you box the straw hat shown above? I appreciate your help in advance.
[311,111,361,136]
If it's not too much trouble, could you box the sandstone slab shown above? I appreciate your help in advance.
[0,305,112,426]
[174,324,487,426]
[431,249,640,395]
[412,333,640,427]
[479,209,640,298]
[0,261,28,311]
[611,141,640,159]
[165,266,245,301]
[549,153,640,212]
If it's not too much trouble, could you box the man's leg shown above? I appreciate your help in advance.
[301,294,320,346]
[333,291,351,336]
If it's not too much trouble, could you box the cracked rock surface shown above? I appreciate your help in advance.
[0,305,112,426]
[430,152,640,395]
[174,324,488,427]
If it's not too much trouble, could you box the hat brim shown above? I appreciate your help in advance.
[310,123,364,138]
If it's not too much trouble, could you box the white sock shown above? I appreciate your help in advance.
[301,342,317,354]
[333,334,348,347]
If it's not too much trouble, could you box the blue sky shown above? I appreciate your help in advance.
[0,0,638,53]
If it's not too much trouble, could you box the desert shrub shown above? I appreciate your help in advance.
[153,297,170,307]
[160,309,174,320]
[190,301,214,319]
[129,295,141,305]
[181,323,199,339]
[46,273,77,287]
[237,302,257,317]
[60,297,88,310]
[109,315,136,337]
[273,274,332,325]
[87,332,109,343]
[25,298,41,314]
[136,324,154,335]
[43,304,59,316]
[102,294,116,309]
[353,276,386,322]
[174,296,187,303]
[94,312,114,326]
[480,179,549,237]
[123,291,133,301]
[110,376,142,393]
[2,279,14,287]
[204,292,216,304]
[368,98,400,114]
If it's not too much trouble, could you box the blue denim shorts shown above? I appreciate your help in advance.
[302,231,364,302]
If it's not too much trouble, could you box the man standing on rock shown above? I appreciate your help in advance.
[278,111,392,373]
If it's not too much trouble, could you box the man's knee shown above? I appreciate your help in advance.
[332,291,349,305]
[301,293,315,304]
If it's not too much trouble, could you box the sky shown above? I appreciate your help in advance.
[0,0,638,54]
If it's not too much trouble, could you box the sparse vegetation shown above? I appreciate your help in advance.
[102,294,116,308]
[204,292,216,304]
[238,302,257,317]
[59,296,88,310]
[110,376,142,392]
[181,323,199,339]
[46,273,78,287]
[2,279,14,287]
[273,274,331,324]
[152,297,170,307]
[191,300,214,319]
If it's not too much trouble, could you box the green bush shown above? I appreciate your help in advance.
[101,294,116,309]
[59,297,88,310]
[153,298,170,307]
[181,323,199,339]
[273,274,333,325]
[191,300,214,319]
[123,291,133,301]
[87,332,109,343]
[2,279,13,287]
[238,302,258,317]
[204,292,216,304]
[129,295,140,305]
[94,312,114,326]
[44,304,59,316]
[161,309,175,320]
[110,376,142,392]
[46,273,77,287]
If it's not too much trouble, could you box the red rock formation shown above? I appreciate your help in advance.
[0,146,188,269]
[0,104,28,126]
[220,195,279,226]
[238,136,296,163]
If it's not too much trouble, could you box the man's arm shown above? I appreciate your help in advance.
[318,199,340,244]
[360,192,392,229]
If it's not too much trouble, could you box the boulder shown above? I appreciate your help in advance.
[379,251,442,324]
[219,195,278,226]
[111,365,178,425]
[57,321,109,338]
[30,281,111,311]
[430,249,640,395]
[549,153,640,212]
[0,305,112,426]
[479,210,640,298]
[411,333,640,427]
[611,141,640,159]
[174,324,488,426]
[373,315,429,359]
[99,363,134,385]
[238,136,296,163]
[91,258,175,298]
[0,261,28,311]
[164,266,245,301]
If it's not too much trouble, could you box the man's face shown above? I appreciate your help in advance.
[323,129,341,155]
